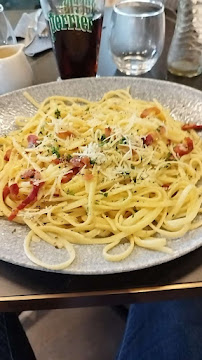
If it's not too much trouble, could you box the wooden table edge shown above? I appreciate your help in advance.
[1,282,202,312]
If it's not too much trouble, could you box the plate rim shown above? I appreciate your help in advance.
[0,76,202,275]
[0,76,202,100]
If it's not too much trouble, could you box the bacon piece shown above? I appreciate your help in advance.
[57,131,75,139]
[105,127,112,138]
[21,169,41,180]
[16,183,43,210]
[174,137,193,157]
[8,208,19,220]
[3,184,19,201]
[70,156,84,168]
[52,158,62,165]
[8,183,43,221]
[34,171,41,180]
[70,156,91,169]
[3,186,10,201]
[185,137,194,152]
[143,134,154,146]
[27,134,38,148]
[4,149,12,161]
[61,156,92,184]
[81,156,91,168]
[61,167,80,184]
[52,156,73,164]
[21,169,35,179]
[9,183,19,196]
[27,134,38,144]
[9,183,20,201]
[182,123,202,131]
[162,183,171,189]
[140,107,161,118]
[143,131,159,146]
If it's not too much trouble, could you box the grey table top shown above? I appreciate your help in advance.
[0,8,201,312]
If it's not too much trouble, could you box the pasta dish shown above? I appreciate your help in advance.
[0,89,202,270]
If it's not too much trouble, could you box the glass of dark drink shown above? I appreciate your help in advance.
[40,0,104,79]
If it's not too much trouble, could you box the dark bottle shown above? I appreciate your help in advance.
[53,15,103,79]
[46,0,104,79]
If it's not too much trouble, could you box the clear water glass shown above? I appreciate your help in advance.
[0,4,17,46]
[109,0,165,75]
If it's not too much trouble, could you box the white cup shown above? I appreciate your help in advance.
[0,44,33,95]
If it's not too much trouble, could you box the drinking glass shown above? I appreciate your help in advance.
[40,0,104,79]
[0,4,17,46]
[109,0,165,75]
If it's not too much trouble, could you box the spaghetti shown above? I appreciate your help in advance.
[0,89,202,270]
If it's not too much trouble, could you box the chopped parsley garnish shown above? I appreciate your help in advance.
[66,189,75,195]
[165,152,172,161]
[55,109,61,119]
[51,146,60,158]
[66,154,72,162]
[90,159,96,165]
[121,171,130,176]
[100,134,110,145]
[119,136,127,144]
[103,192,108,197]
[99,134,107,146]
[39,125,45,135]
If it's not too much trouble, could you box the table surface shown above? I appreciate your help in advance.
[1,8,202,312]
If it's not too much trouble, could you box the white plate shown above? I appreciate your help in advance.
[0,77,202,274]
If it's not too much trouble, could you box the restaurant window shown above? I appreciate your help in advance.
[1,0,40,10]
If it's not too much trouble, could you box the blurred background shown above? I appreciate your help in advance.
[0,0,178,11]
[1,0,40,9]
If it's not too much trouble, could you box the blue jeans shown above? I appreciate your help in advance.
[116,298,202,360]
[1,299,202,359]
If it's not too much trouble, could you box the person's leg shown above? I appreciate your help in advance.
[0,313,36,360]
[116,298,202,360]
